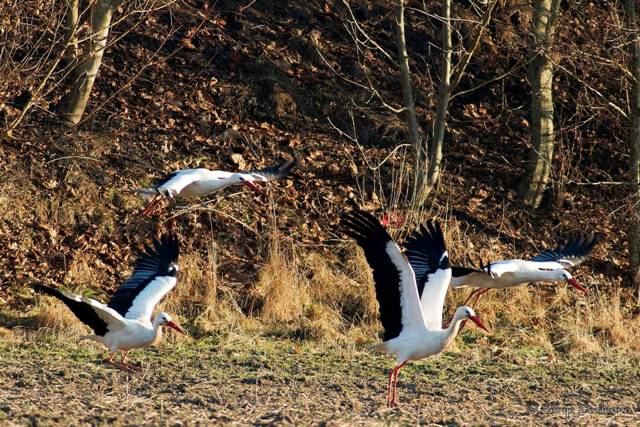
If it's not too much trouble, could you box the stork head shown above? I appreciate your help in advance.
[556,269,587,293]
[156,312,186,334]
[236,173,262,194]
[456,306,489,333]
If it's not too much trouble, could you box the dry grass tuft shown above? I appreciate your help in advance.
[163,244,246,336]
[303,251,378,325]
[253,234,310,324]
[556,286,640,354]
[295,304,344,341]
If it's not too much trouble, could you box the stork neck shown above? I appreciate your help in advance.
[442,315,465,346]
[151,315,164,341]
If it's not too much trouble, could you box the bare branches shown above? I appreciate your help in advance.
[448,0,498,93]
[1,0,175,133]
[553,60,628,119]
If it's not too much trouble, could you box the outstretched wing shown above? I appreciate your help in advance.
[32,284,125,336]
[249,159,297,182]
[108,234,180,323]
[404,221,452,330]
[341,209,425,341]
[529,235,597,268]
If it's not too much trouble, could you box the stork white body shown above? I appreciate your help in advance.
[136,159,297,216]
[145,169,257,200]
[34,235,184,370]
[342,211,488,407]
[375,307,473,363]
[451,260,576,289]
[451,236,596,307]
[78,297,173,353]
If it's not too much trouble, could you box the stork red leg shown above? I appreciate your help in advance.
[105,351,137,372]
[386,368,395,407]
[390,361,407,407]
[120,350,141,371]
[141,195,164,216]
[463,289,482,306]
[471,288,491,308]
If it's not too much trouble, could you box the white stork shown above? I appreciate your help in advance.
[451,235,597,307]
[33,234,184,371]
[135,158,297,216]
[342,210,489,407]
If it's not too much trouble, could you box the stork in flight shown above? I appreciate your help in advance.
[33,234,185,371]
[341,210,489,407]
[135,159,297,216]
[452,235,597,307]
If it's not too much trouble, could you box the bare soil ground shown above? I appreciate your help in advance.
[1,333,638,426]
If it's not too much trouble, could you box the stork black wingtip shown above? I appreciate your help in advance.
[32,283,52,295]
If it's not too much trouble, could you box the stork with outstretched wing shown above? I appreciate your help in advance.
[135,159,297,216]
[451,235,597,306]
[341,210,488,407]
[33,234,184,371]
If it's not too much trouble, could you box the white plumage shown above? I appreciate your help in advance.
[33,235,184,371]
[451,235,596,306]
[136,159,297,216]
[342,211,488,407]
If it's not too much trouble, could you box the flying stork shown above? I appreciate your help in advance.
[135,158,297,216]
[452,235,597,307]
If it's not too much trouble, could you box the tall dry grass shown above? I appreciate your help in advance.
[23,216,640,355]
[162,242,246,336]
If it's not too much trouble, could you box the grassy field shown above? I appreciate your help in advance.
[1,330,638,426]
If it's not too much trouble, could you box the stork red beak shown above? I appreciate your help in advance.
[243,181,262,194]
[567,278,587,293]
[166,321,186,335]
[468,315,490,333]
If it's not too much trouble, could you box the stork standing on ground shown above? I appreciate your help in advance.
[341,210,489,407]
[452,236,597,307]
[33,234,185,371]
[135,159,297,216]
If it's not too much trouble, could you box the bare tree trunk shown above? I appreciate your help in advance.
[415,0,497,204]
[625,0,640,300]
[394,0,423,198]
[517,0,560,208]
[63,0,80,66]
[59,0,124,126]
[421,0,452,203]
